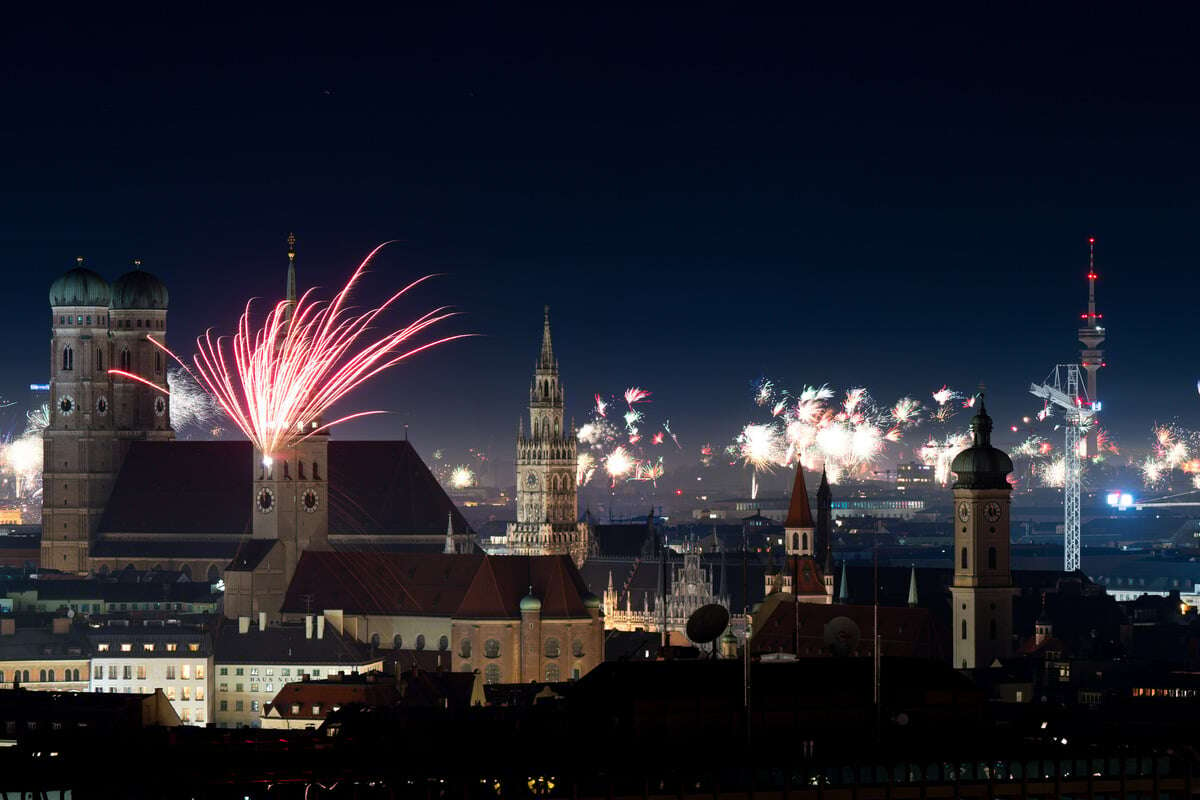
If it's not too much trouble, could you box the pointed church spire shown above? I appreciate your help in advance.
[838,561,849,603]
[907,565,918,607]
[539,304,554,369]
[784,460,814,529]
[444,511,455,554]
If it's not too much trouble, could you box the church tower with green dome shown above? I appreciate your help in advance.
[949,393,1017,670]
[42,259,174,573]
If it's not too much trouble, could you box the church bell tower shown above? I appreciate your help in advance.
[949,393,1017,669]
[504,307,589,566]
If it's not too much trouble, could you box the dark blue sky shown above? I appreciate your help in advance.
[2,7,1198,468]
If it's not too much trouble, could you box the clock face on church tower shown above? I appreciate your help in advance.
[984,501,1002,524]
[956,502,969,523]
[256,488,275,513]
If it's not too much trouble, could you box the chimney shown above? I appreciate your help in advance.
[258,611,267,632]
[238,616,250,635]
[0,618,14,636]
[316,616,325,640]
[52,617,70,635]
[305,615,313,640]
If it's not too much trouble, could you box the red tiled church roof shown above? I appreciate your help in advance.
[97,440,472,537]
[456,555,590,619]
[784,462,814,529]
[281,553,593,621]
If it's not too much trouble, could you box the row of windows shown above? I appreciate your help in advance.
[219,699,259,713]
[219,682,275,694]
[369,633,447,651]
[1132,687,1200,698]
[259,461,322,480]
[93,664,205,680]
[96,642,201,653]
[218,666,310,678]
[57,315,164,330]
[59,346,161,374]
[478,662,583,684]
[456,637,585,660]
[0,668,83,683]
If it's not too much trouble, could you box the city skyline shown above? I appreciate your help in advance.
[4,8,1200,477]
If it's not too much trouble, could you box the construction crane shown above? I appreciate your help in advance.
[1029,364,1093,572]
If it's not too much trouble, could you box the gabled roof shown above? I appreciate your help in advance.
[214,620,378,665]
[784,462,814,529]
[281,552,484,616]
[456,555,590,619]
[264,678,400,720]
[98,440,473,538]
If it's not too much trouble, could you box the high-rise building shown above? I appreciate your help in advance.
[1078,237,1105,458]
[948,395,1016,669]
[503,307,589,566]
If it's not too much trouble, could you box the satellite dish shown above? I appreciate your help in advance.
[686,603,730,646]
[823,615,861,657]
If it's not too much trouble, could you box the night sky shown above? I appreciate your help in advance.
[3,8,1199,473]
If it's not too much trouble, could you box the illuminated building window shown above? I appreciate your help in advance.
[107,666,117,680]
[97,644,109,652]
[182,686,191,701]
[166,687,176,701]
[545,663,560,682]
[196,666,205,680]
[180,709,189,722]
[166,643,177,652]
[144,643,154,652]
[188,643,199,652]
[181,665,191,680]
[119,643,132,652]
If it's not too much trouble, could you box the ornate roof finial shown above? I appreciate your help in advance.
[75,256,84,266]
[539,305,554,368]
[133,259,142,271]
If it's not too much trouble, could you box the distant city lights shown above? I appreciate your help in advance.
[1106,491,1134,510]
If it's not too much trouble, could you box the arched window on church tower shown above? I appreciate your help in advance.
[95,348,102,371]
[120,348,130,371]
[62,346,73,371]
[792,533,799,551]
[987,547,997,570]
[298,461,306,479]
[802,532,808,552]
[960,547,968,569]
[312,461,320,480]
[154,351,162,375]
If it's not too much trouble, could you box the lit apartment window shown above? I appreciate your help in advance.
[250,701,260,712]
[166,643,177,652]
[181,709,190,722]
[196,666,204,679]
[137,666,146,680]
[249,668,259,676]
[181,665,191,680]
[166,687,176,700]
[265,668,273,676]
[107,666,117,680]
[143,643,154,652]
[97,644,110,652]
[195,711,204,724]
[264,683,272,693]
[188,643,199,652]
[182,687,190,701]
[120,643,132,652]
[291,703,301,714]
[250,683,259,693]
[196,687,204,701]
[311,704,321,715]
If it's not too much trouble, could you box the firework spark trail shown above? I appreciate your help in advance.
[152,243,470,462]
[891,397,921,425]
[167,367,223,435]
[624,387,651,406]
[605,446,634,487]
[24,404,48,436]
[449,465,475,489]
[594,394,607,418]
[576,452,596,487]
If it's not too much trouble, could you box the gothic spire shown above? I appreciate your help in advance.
[539,305,554,369]
[444,512,455,554]
[784,460,814,529]
[907,565,918,607]
[838,561,849,603]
